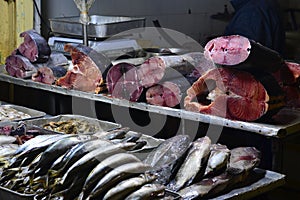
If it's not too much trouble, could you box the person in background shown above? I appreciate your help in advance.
[224,0,286,56]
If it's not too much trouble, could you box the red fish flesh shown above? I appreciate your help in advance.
[5,55,36,78]
[56,44,110,92]
[18,29,51,63]
[106,62,143,102]
[204,35,284,73]
[184,68,285,121]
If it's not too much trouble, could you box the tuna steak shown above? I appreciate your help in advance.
[184,67,284,121]
[106,62,143,102]
[5,55,36,78]
[56,44,110,92]
[204,35,284,73]
[18,29,51,63]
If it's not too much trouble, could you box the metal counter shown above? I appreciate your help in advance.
[0,69,299,137]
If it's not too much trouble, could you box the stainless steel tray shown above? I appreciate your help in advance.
[0,104,46,124]
[210,168,285,200]
[1,67,300,137]
[49,15,145,38]
[25,114,121,134]
[0,168,284,200]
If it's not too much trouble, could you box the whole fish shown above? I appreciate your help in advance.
[0,135,16,145]
[86,162,151,199]
[102,173,157,200]
[33,135,93,177]
[52,142,135,194]
[204,144,230,177]
[227,147,261,175]
[9,134,72,168]
[120,131,142,143]
[143,135,191,185]
[178,173,230,200]
[178,147,261,200]
[168,136,211,191]
[0,144,19,157]
[94,127,130,140]
[124,183,166,200]
[81,153,141,199]
[49,139,112,175]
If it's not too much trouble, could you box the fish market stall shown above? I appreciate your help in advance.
[0,111,286,199]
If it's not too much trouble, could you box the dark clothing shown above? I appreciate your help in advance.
[224,0,285,56]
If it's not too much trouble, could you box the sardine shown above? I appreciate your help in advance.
[124,183,166,200]
[204,144,230,177]
[143,135,191,185]
[81,153,141,199]
[86,162,151,199]
[168,136,211,191]
[52,142,135,194]
[103,173,156,200]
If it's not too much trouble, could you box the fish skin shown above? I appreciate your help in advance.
[0,144,19,157]
[53,142,135,194]
[9,134,72,168]
[168,136,211,191]
[102,173,156,200]
[227,147,261,175]
[178,173,230,200]
[0,135,16,145]
[143,135,191,185]
[50,139,112,174]
[124,183,166,200]
[95,127,130,140]
[81,153,141,199]
[178,147,261,200]
[204,144,230,177]
[14,134,60,155]
[32,135,91,177]
[87,162,151,199]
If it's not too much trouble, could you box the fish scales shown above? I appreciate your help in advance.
[168,136,211,191]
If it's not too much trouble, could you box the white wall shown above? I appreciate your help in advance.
[42,0,232,44]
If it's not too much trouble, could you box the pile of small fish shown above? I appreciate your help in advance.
[43,119,101,134]
[0,106,31,122]
[0,132,261,200]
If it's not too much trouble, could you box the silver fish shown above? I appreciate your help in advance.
[168,136,211,191]
[102,173,156,200]
[204,144,230,177]
[143,135,191,185]
[0,144,19,157]
[0,135,16,145]
[87,162,151,199]
[53,142,135,194]
[81,153,141,199]
[124,183,166,200]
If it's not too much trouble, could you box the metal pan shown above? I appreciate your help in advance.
[49,15,145,39]
[25,114,122,134]
[0,105,46,124]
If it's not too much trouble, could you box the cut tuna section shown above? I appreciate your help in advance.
[18,29,51,63]
[184,68,284,121]
[56,44,110,92]
[106,62,143,102]
[136,52,214,88]
[5,55,36,78]
[204,35,284,73]
[146,77,193,108]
